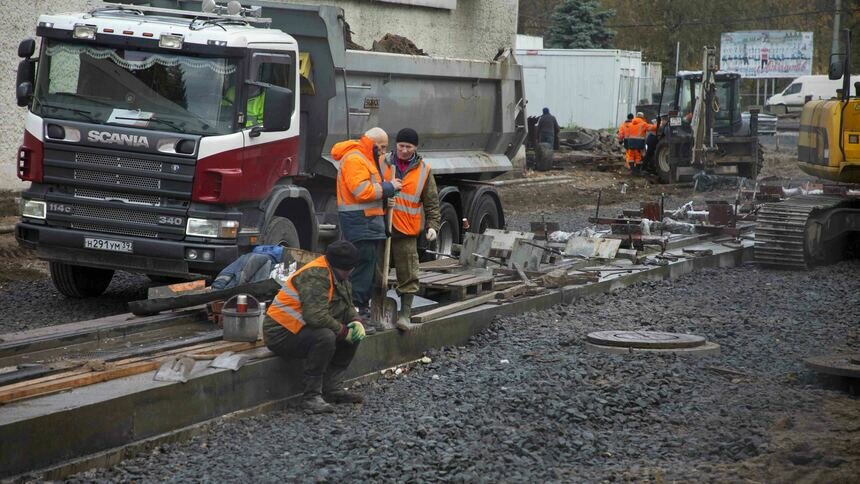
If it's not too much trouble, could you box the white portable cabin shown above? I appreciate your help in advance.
[515,48,643,130]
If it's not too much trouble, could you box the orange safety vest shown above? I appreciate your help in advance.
[334,137,386,217]
[266,256,334,334]
[391,160,431,236]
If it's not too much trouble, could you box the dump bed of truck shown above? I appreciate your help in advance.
[143,0,526,180]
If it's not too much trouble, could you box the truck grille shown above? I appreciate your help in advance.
[74,188,162,207]
[42,143,195,241]
[73,204,160,225]
[70,222,158,238]
[75,152,164,173]
[74,169,161,190]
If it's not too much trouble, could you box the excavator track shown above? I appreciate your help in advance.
[754,195,846,269]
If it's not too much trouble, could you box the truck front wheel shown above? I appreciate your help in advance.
[262,216,301,248]
[50,262,114,298]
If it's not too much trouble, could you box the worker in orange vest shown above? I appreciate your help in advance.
[617,113,634,148]
[625,112,655,175]
[383,128,441,331]
[263,240,366,414]
[332,128,402,331]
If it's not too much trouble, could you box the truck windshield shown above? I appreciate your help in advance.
[33,40,238,136]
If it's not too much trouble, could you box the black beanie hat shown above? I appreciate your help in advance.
[325,240,359,270]
[627,113,634,120]
[396,128,419,146]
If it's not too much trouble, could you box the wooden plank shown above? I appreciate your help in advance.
[448,276,494,288]
[0,341,260,403]
[412,292,500,324]
[423,273,477,285]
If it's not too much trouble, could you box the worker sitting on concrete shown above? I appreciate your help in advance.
[537,107,561,148]
[617,113,634,147]
[384,128,441,331]
[263,240,367,414]
[625,112,655,176]
[332,128,402,333]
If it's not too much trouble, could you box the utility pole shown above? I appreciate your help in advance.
[832,0,842,53]
[675,41,680,74]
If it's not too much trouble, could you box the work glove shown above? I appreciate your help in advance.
[336,324,349,342]
[346,321,366,344]
[425,228,437,242]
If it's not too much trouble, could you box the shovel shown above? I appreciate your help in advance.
[209,351,249,371]
[154,357,196,383]
[371,200,398,330]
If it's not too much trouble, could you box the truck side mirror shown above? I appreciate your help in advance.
[18,38,35,58]
[829,53,846,80]
[16,58,36,107]
[262,85,293,132]
[16,82,33,107]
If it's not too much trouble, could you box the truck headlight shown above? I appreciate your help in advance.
[21,200,46,219]
[73,24,97,40]
[159,34,183,49]
[186,218,239,238]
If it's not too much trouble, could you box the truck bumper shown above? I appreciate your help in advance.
[15,222,238,277]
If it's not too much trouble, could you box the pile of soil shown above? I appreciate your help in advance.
[372,33,427,56]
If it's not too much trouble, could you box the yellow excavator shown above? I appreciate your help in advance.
[755,29,860,268]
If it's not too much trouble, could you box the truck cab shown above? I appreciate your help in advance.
[16,5,304,296]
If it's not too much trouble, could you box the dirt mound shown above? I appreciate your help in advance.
[372,33,427,56]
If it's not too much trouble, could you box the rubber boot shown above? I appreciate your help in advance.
[323,367,364,404]
[395,294,419,332]
[301,375,335,414]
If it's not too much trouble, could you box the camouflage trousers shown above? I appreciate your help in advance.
[390,236,420,295]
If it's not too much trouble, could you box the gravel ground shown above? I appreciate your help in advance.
[0,272,149,334]
[68,259,860,483]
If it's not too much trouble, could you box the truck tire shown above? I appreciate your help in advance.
[535,142,554,171]
[432,202,460,257]
[655,142,675,184]
[50,262,114,298]
[262,216,301,248]
[470,195,501,234]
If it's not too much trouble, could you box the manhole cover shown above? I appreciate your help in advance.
[806,354,860,379]
[586,331,706,349]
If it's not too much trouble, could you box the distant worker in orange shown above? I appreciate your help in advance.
[625,112,655,176]
[617,113,634,148]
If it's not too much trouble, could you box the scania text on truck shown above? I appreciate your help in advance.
[14,1,526,297]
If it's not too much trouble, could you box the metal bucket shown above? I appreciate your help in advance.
[222,294,262,342]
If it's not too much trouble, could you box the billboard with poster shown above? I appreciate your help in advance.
[720,30,813,78]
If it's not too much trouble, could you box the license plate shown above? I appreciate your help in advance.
[84,238,133,253]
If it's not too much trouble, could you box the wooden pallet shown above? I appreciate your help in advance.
[388,269,494,301]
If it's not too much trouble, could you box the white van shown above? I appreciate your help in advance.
[765,75,851,114]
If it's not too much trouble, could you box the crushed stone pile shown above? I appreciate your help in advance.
[66,259,860,483]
